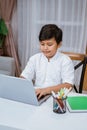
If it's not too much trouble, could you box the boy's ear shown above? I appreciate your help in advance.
[58,42,62,48]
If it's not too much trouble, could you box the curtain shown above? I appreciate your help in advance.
[17,0,87,71]
[0,0,21,76]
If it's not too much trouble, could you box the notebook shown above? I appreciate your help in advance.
[0,74,50,106]
[66,96,87,112]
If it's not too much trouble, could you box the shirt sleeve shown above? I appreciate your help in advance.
[20,57,35,80]
[61,56,74,85]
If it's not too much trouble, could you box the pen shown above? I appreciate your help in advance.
[51,91,64,112]
[51,91,57,98]
[63,87,72,98]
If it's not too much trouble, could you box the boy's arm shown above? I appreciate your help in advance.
[35,83,73,100]
[20,75,25,78]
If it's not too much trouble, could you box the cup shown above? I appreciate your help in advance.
[53,97,66,114]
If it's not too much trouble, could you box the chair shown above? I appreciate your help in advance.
[62,51,87,93]
[0,56,15,76]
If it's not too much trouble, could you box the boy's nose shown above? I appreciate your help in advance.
[44,45,48,50]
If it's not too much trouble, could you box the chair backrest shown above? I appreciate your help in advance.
[0,56,15,76]
[62,51,87,93]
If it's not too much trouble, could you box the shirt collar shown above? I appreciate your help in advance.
[42,50,60,62]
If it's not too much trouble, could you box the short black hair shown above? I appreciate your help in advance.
[39,24,62,44]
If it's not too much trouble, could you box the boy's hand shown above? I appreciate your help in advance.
[35,88,50,100]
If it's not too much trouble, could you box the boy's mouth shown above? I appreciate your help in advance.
[43,51,50,54]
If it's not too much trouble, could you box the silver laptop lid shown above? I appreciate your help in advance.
[0,74,39,106]
[0,125,23,130]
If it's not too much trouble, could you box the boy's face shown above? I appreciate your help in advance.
[40,38,61,59]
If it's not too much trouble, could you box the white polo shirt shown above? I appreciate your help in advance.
[21,51,74,88]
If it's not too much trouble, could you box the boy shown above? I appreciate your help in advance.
[20,24,74,99]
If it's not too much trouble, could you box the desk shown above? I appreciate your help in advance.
[0,93,87,130]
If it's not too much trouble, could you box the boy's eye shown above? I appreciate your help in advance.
[40,42,53,46]
[41,43,44,46]
[48,44,53,46]
[41,44,52,46]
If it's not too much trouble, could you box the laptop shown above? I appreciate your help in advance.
[0,125,23,130]
[0,74,50,106]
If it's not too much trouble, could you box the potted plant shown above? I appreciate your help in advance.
[0,18,8,55]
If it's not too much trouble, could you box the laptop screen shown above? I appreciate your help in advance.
[0,74,50,106]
